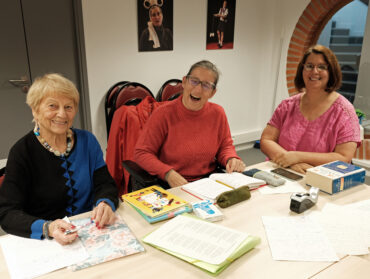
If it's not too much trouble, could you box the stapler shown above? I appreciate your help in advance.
[290,187,319,214]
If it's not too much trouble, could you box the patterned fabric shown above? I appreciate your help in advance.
[268,93,361,153]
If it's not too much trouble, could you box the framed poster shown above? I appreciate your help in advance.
[137,0,173,52]
[206,0,236,50]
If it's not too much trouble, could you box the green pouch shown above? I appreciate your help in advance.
[216,186,251,208]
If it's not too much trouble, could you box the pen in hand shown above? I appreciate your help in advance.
[65,219,94,235]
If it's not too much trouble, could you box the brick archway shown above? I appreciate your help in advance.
[286,0,353,95]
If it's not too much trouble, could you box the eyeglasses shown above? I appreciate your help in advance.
[303,64,328,72]
[186,76,216,91]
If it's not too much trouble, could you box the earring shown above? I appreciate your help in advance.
[34,122,40,136]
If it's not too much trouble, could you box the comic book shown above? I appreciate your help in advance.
[122,186,190,218]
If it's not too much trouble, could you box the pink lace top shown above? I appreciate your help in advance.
[268,93,361,153]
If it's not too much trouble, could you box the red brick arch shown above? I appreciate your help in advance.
[286,0,353,95]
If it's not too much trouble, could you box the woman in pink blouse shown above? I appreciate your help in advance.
[260,45,361,174]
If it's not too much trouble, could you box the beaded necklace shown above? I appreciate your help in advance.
[34,126,73,157]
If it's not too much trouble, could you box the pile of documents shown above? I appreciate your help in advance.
[143,214,260,275]
[262,199,370,262]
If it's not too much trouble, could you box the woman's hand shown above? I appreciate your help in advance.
[273,151,300,168]
[290,163,314,174]
[165,169,188,188]
[48,219,78,245]
[91,202,115,229]
[226,158,246,173]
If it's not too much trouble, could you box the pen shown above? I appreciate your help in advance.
[65,219,93,235]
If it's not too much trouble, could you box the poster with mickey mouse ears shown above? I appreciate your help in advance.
[138,0,173,52]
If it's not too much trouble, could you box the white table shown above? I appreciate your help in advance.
[0,161,369,279]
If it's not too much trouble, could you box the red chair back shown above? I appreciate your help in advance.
[156,79,182,101]
[114,83,154,108]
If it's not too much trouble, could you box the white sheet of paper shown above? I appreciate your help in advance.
[345,198,370,212]
[143,215,248,265]
[0,234,88,279]
[182,178,231,201]
[258,179,306,194]
[310,203,370,255]
[262,215,339,262]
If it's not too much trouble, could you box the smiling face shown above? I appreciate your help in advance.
[149,6,163,27]
[32,93,77,138]
[181,67,217,111]
[302,53,329,91]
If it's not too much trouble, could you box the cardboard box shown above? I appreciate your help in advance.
[305,161,365,194]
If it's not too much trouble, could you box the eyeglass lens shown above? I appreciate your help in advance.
[304,64,328,71]
[187,76,215,91]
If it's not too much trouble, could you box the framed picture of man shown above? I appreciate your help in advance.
[206,0,236,50]
[137,0,173,52]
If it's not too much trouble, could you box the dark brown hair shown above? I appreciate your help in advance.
[294,45,342,93]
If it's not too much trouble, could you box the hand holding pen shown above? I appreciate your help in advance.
[46,219,79,246]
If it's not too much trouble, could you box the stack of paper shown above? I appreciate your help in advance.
[143,214,260,275]
[122,186,192,223]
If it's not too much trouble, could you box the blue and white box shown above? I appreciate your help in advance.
[305,161,365,194]
[191,200,224,222]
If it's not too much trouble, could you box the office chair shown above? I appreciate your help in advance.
[156,79,182,102]
[104,81,130,138]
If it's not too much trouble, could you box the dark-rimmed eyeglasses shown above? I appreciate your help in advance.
[303,64,328,72]
[186,76,216,91]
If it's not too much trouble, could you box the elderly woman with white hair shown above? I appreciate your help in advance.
[0,73,118,245]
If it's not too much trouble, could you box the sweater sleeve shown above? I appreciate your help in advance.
[216,109,240,166]
[90,134,119,210]
[0,144,44,239]
[134,110,173,180]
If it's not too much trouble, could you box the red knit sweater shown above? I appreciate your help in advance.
[134,96,240,181]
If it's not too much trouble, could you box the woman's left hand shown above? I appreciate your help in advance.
[226,158,246,173]
[91,202,115,229]
[273,151,300,167]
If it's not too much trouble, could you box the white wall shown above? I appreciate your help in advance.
[81,0,309,151]
[354,6,370,117]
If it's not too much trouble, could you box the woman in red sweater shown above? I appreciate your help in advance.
[134,60,245,188]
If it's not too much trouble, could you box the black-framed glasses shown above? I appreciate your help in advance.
[186,76,216,91]
[303,64,328,72]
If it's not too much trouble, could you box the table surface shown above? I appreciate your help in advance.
[1,161,369,279]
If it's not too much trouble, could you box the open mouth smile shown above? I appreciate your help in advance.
[190,94,201,101]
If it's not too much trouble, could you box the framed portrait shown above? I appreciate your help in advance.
[137,0,173,52]
[206,0,236,50]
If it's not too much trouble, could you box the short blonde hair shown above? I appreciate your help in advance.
[26,73,80,111]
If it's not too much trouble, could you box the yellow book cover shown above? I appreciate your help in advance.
[122,186,189,218]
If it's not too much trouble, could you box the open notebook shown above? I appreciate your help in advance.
[182,172,265,202]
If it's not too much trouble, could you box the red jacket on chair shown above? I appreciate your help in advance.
[106,96,165,196]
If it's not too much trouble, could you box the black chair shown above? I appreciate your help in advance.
[156,79,182,102]
[122,160,225,192]
[104,81,130,138]
[114,82,154,109]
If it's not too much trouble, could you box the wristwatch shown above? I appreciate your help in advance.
[43,221,53,240]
